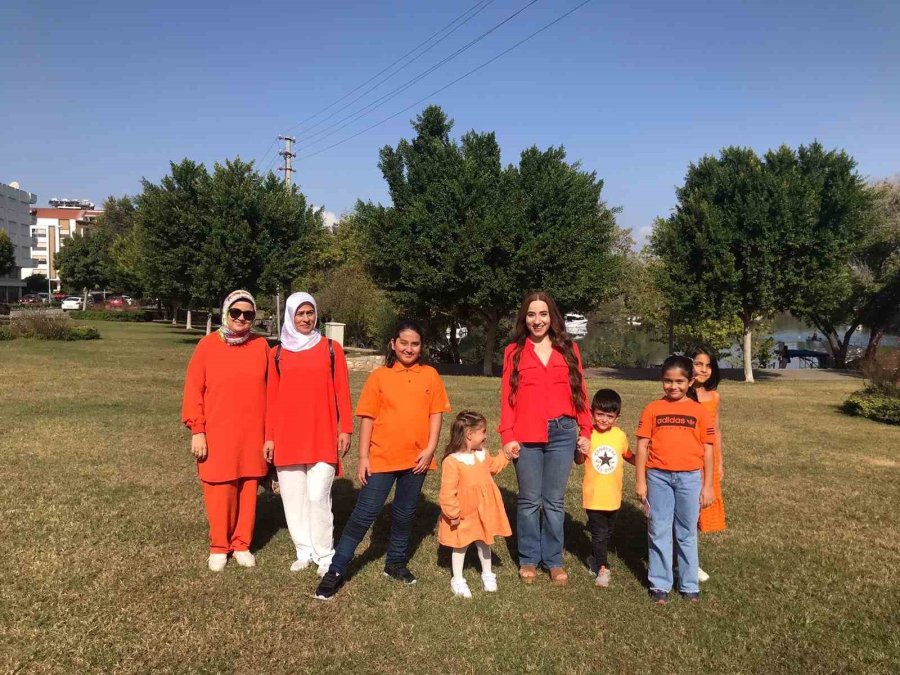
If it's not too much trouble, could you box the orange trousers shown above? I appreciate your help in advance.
[201,478,259,554]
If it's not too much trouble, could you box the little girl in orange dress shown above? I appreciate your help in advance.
[438,411,512,599]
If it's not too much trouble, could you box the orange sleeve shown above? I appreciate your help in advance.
[498,344,516,445]
[355,369,382,419]
[699,405,716,444]
[429,369,451,414]
[439,457,461,520]
[487,451,509,475]
[265,348,280,442]
[622,431,635,463]
[333,343,353,434]
[636,403,654,438]
[181,340,208,433]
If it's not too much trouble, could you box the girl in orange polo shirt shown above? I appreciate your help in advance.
[314,321,450,600]
[635,355,715,604]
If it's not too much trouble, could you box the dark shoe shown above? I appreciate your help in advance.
[680,591,701,603]
[314,571,343,600]
[383,563,417,585]
[649,589,669,605]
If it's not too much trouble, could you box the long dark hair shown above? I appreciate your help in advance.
[443,410,487,458]
[687,344,720,391]
[385,320,425,367]
[660,354,698,402]
[507,291,586,411]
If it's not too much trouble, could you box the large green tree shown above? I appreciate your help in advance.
[360,106,621,374]
[56,230,110,292]
[860,180,900,360]
[0,230,15,277]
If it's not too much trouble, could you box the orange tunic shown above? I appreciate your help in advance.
[265,340,353,473]
[438,450,512,548]
[181,333,269,483]
[698,392,727,532]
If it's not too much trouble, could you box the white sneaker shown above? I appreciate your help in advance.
[208,553,228,572]
[290,559,311,572]
[451,577,472,599]
[481,572,498,592]
[233,550,256,568]
[698,567,710,583]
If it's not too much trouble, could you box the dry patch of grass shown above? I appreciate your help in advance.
[2,322,899,673]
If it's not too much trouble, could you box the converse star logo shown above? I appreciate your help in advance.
[591,445,618,475]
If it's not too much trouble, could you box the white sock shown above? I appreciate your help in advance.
[451,547,467,581]
[475,541,492,575]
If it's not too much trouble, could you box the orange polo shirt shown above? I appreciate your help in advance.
[355,362,451,473]
[636,398,714,471]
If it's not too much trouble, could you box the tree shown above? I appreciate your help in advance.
[360,106,621,374]
[0,230,14,277]
[860,180,900,361]
[24,273,47,294]
[56,231,109,292]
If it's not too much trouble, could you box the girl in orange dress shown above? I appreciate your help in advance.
[438,411,512,599]
[689,345,727,582]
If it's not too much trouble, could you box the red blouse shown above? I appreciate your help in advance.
[265,339,353,473]
[181,333,270,483]
[498,340,591,445]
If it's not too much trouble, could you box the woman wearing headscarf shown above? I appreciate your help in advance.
[265,292,353,576]
[182,290,270,571]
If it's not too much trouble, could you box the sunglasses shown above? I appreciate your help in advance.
[228,308,256,321]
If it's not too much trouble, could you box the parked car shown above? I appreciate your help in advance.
[37,292,50,303]
[20,294,41,305]
[121,295,135,306]
[61,296,84,311]
[52,292,67,301]
[564,312,588,338]
[105,296,127,309]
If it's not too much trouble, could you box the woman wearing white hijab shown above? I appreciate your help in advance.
[265,292,353,575]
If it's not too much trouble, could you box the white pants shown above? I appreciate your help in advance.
[277,462,336,568]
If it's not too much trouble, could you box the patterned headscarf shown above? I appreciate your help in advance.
[219,289,256,346]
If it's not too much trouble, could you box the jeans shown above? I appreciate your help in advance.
[277,462,336,568]
[586,508,619,570]
[646,468,702,594]
[514,416,578,568]
[329,469,427,576]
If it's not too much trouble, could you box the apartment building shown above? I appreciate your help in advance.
[0,181,37,302]
[24,199,102,291]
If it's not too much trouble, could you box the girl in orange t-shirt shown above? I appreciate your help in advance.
[439,411,512,599]
[314,321,451,600]
[690,345,727,582]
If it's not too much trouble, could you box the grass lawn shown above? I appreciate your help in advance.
[1,322,898,673]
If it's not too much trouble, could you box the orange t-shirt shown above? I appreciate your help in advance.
[355,362,451,473]
[636,398,714,471]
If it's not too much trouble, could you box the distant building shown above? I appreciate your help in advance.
[0,181,37,302]
[24,200,103,291]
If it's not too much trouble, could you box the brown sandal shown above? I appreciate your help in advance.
[549,567,569,586]
[519,565,537,584]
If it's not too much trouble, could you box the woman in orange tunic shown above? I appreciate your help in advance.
[265,292,353,576]
[181,290,269,571]
[690,345,727,582]
[439,411,512,599]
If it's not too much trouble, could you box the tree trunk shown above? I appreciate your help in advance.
[667,309,675,354]
[82,287,88,311]
[206,307,212,335]
[171,301,178,325]
[186,308,193,330]
[742,317,755,383]
[864,326,886,362]
[448,319,460,364]
[482,311,500,376]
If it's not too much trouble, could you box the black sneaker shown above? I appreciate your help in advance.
[680,591,701,603]
[314,571,343,600]
[649,589,669,605]
[383,563,417,585]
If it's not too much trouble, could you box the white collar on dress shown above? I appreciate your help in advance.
[452,449,486,465]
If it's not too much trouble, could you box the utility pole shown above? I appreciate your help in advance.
[274,136,296,334]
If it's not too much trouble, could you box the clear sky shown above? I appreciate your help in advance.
[2,0,898,243]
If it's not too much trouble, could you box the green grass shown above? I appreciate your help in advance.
[2,322,899,673]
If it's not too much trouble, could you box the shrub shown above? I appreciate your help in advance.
[842,388,900,425]
[0,326,12,341]
[10,313,102,341]
[68,310,153,322]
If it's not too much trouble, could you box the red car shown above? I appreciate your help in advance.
[52,292,67,301]
[105,296,127,309]
[20,294,41,305]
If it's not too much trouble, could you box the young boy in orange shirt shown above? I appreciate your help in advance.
[575,389,632,588]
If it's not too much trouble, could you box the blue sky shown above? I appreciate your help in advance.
[2,0,898,244]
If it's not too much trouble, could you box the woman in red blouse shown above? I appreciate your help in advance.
[182,290,269,572]
[500,291,591,585]
[265,292,353,576]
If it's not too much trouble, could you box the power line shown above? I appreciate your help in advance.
[297,0,540,150]
[302,0,594,161]
[284,0,496,137]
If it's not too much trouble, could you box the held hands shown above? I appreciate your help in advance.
[576,436,590,456]
[337,432,352,458]
[191,433,208,461]
[700,485,715,508]
[263,440,274,463]
[412,448,434,474]
[502,441,520,460]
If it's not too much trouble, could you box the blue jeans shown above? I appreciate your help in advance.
[329,469,427,576]
[646,468,702,594]
[514,416,578,568]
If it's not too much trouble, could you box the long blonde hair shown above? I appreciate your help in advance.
[443,411,487,458]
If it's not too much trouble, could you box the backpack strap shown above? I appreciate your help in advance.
[274,343,282,377]
[328,338,339,423]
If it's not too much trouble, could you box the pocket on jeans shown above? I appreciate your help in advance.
[556,416,577,431]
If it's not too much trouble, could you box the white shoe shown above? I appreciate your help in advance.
[208,553,228,572]
[316,564,330,578]
[233,550,256,568]
[290,559,311,572]
[698,567,710,583]
[481,572,498,592]
[451,577,472,599]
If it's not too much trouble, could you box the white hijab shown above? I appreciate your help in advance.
[280,291,322,352]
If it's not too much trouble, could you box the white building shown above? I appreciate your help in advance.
[0,181,37,302]
[24,200,102,291]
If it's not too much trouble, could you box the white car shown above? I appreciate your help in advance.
[61,296,84,310]
[564,313,588,336]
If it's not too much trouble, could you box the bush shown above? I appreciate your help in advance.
[0,326,12,340]
[10,313,102,341]
[842,388,900,425]
[68,309,153,322]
